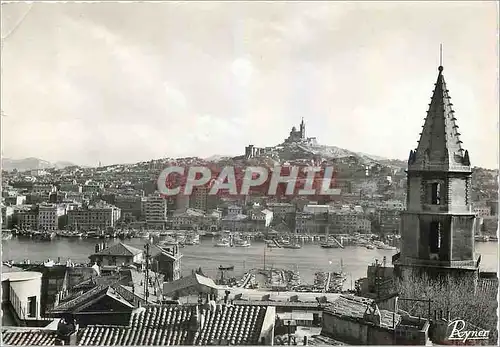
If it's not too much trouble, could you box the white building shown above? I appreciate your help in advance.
[2,266,43,321]
[1,204,14,229]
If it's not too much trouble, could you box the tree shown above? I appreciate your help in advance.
[394,271,498,345]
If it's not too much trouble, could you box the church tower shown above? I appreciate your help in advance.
[393,64,479,279]
[299,117,306,139]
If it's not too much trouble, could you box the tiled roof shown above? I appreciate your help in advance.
[51,285,109,313]
[77,304,268,346]
[1,329,57,346]
[324,295,401,329]
[92,243,143,257]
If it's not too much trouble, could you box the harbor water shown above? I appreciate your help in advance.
[1,237,498,285]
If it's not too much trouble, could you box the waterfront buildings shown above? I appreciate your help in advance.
[15,206,38,230]
[67,203,121,231]
[37,204,66,231]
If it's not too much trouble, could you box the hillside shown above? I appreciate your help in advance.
[1,157,75,172]
[236,141,407,170]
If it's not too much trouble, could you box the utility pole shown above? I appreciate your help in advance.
[263,245,266,270]
[144,243,150,302]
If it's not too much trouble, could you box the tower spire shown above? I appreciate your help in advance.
[439,44,443,68]
[408,63,470,172]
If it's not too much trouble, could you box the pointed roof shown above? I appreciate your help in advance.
[91,242,143,257]
[408,65,471,173]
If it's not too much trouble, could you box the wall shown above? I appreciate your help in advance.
[322,313,368,345]
[259,306,276,345]
[400,213,419,259]
[451,216,475,261]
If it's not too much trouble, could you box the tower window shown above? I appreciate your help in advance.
[431,183,441,205]
[429,221,441,259]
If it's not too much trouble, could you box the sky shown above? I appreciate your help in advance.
[1,1,498,168]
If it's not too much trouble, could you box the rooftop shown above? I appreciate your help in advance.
[75,304,269,346]
[91,242,143,257]
[324,295,401,329]
[1,329,58,346]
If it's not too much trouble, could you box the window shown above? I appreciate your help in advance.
[431,183,441,205]
[27,296,36,317]
[429,221,441,257]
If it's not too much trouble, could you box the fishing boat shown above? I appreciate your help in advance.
[366,244,375,250]
[474,235,489,242]
[283,243,302,249]
[160,235,178,245]
[214,238,231,247]
[43,259,55,267]
[184,233,200,245]
[320,242,341,249]
[56,230,83,238]
[138,231,150,239]
[234,238,251,247]
[2,232,13,241]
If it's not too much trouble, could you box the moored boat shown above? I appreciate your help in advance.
[214,238,231,247]
[283,243,302,249]
[234,239,251,247]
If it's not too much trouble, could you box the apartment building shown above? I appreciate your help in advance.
[67,203,121,231]
[1,204,14,229]
[15,207,38,230]
[330,210,371,234]
[37,204,66,231]
[189,186,208,211]
[141,194,167,229]
[114,195,142,220]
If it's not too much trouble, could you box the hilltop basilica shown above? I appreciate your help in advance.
[244,118,317,159]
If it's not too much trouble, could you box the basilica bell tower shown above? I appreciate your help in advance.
[393,64,479,279]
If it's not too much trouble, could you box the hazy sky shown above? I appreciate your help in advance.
[1,2,498,168]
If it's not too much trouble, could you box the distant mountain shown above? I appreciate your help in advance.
[1,157,76,172]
